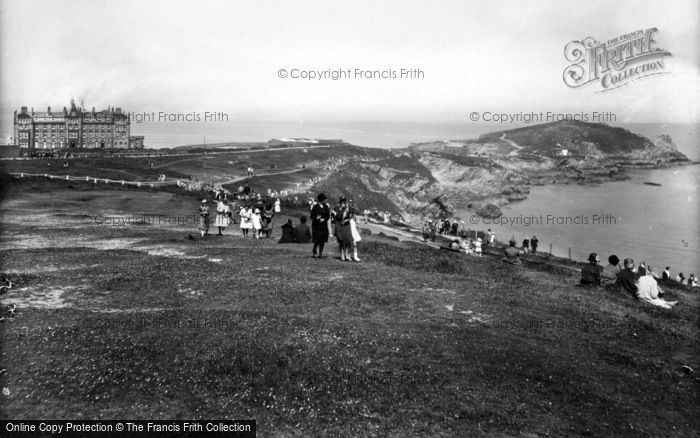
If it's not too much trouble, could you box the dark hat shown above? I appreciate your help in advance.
[608,255,620,265]
[317,193,327,202]
[588,252,599,263]
[339,195,347,203]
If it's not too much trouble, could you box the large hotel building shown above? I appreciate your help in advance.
[13,101,144,152]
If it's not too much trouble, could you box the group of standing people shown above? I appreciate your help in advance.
[309,193,362,261]
[198,192,362,262]
[198,193,281,238]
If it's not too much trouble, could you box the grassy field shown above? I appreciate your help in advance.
[0,172,698,437]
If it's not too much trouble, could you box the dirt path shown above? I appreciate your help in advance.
[501,133,525,156]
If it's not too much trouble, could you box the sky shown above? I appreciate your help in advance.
[1,0,699,133]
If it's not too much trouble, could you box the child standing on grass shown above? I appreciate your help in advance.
[261,203,274,238]
[214,199,230,236]
[274,197,281,213]
[239,205,252,237]
[252,208,262,239]
[474,237,482,256]
[199,199,210,237]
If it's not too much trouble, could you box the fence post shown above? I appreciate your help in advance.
[121,180,125,185]
[549,243,552,255]
[568,248,571,260]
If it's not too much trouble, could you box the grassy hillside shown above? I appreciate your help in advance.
[475,120,662,156]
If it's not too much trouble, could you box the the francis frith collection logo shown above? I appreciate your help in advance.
[563,28,672,92]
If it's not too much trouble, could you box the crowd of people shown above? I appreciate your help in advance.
[577,252,697,308]
[198,192,280,239]
[197,191,694,309]
[197,192,363,262]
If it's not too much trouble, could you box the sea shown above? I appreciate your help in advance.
[456,165,699,278]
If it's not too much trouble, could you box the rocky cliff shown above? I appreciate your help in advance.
[315,121,690,225]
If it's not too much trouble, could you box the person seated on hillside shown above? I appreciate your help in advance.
[461,238,473,255]
[661,267,671,282]
[294,215,312,244]
[502,238,523,265]
[449,239,461,250]
[616,258,639,297]
[580,252,603,285]
[637,261,647,276]
[278,219,295,243]
[637,266,678,309]
[601,255,622,286]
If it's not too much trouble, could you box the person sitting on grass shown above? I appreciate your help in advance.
[278,219,295,243]
[294,215,312,244]
[601,255,622,286]
[461,238,473,255]
[637,265,678,309]
[662,267,671,281]
[502,238,523,265]
[637,261,647,276]
[580,252,603,285]
[616,258,639,297]
[449,239,461,250]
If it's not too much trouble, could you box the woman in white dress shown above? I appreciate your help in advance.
[214,200,230,236]
[239,205,252,237]
[274,197,281,213]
